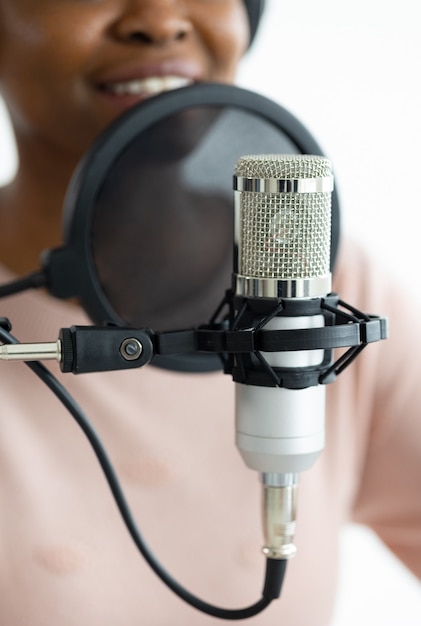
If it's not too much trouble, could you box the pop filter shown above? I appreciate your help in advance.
[42,83,340,371]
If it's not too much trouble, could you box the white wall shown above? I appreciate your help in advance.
[0,1,420,623]
[238,1,421,623]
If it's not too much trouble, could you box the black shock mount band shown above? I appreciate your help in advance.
[154,291,388,389]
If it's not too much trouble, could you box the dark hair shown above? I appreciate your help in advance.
[243,0,266,46]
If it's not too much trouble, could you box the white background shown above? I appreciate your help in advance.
[0,0,420,623]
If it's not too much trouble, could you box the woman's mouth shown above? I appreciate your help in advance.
[102,74,193,96]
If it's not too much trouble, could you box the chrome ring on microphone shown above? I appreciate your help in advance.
[233,175,334,194]
[234,274,332,299]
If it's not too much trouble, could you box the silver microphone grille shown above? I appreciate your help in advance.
[234,154,333,281]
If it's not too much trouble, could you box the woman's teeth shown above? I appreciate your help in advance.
[104,75,193,96]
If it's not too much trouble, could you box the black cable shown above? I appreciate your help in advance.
[0,270,47,297]
[0,325,286,619]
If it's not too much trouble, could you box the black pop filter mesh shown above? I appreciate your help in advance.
[45,84,340,371]
[92,106,297,331]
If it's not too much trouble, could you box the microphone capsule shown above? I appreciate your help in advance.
[233,154,333,298]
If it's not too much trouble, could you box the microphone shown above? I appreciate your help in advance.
[232,154,334,559]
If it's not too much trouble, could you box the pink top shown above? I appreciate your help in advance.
[0,237,420,625]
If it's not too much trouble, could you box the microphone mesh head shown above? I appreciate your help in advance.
[235,154,332,280]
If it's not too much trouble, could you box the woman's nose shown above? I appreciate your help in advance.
[112,0,193,45]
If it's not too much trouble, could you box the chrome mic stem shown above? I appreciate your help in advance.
[0,340,62,362]
[261,472,298,560]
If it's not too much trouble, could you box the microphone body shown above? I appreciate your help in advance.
[232,154,334,558]
[236,338,326,475]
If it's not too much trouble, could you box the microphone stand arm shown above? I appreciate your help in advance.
[0,293,387,379]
